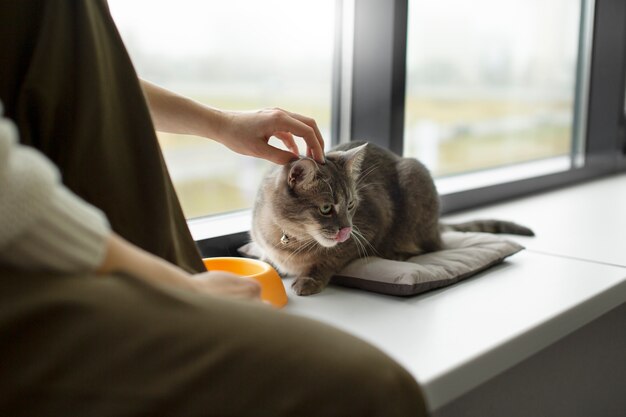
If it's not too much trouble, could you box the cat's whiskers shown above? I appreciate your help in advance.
[352,225,379,258]
[305,228,332,241]
[283,237,319,264]
[267,229,316,255]
[350,230,367,260]
[352,232,369,260]
[356,231,378,257]
[280,227,335,263]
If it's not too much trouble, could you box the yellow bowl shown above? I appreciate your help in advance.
[202,257,288,308]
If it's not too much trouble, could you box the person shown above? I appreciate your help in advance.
[0,1,428,416]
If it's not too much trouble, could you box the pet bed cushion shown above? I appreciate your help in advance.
[238,231,524,296]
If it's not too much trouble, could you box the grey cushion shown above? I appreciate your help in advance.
[239,232,524,296]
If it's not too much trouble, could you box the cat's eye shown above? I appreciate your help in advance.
[348,200,355,210]
[319,204,333,215]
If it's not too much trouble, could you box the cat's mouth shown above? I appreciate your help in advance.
[335,227,352,243]
[314,227,352,248]
[316,236,339,248]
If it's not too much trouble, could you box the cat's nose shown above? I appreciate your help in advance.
[335,227,352,243]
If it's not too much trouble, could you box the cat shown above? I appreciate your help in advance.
[251,141,533,296]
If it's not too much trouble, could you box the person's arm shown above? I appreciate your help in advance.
[97,232,261,299]
[140,79,325,165]
[0,107,260,301]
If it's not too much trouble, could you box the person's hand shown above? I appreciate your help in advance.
[218,108,326,165]
[98,232,262,301]
[140,81,325,165]
[189,271,262,300]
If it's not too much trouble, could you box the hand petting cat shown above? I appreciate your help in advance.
[217,107,326,165]
[141,79,325,165]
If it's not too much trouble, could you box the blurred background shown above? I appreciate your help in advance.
[109,0,334,218]
[108,0,580,218]
[404,0,580,176]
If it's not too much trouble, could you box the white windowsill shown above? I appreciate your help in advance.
[188,210,252,241]
[435,156,571,195]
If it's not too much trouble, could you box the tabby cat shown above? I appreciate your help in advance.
[251,141,533,296]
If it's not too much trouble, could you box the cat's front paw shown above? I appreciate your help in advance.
[292,277,325,296]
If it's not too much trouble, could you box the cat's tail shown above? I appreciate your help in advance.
[440,219,534,236]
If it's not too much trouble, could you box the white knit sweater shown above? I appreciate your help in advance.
[0,103,110,273]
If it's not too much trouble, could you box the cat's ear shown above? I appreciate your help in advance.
[342,143,367,177]
[287,158,318,190]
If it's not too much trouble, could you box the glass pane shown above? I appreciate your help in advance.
[108,0,335,218]
[404,0,581,177]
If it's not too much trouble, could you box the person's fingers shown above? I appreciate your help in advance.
[255,141,299,165]
[283,110,325,148]
[279,109,325,162]
[273,131,299,156]
[270,108,325,163]
[231,277,262,299]
[229,281,262,299]
[200,272,262,300]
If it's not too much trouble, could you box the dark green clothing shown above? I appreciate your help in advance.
[0,267,427,417]
[0,1,428,416]
[0,0,204,273]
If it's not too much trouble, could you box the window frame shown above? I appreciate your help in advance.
[196,0,626,257]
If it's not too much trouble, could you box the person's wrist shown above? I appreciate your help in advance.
[193,104,229,141]
[204,107,234,144]
[96,233,124,275]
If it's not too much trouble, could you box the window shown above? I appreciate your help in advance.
[404,0,582,179]
[351,0,623,216]
[109,0,626,252]
[108,0,336,219]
